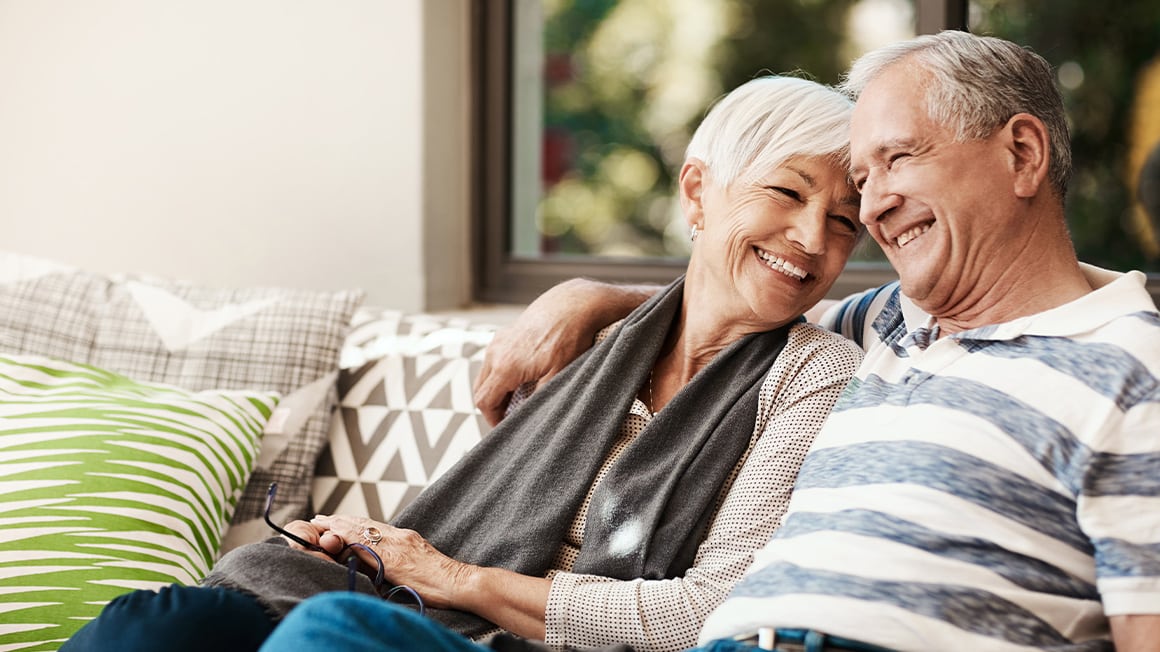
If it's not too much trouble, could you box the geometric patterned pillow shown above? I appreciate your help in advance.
[0,252,363,552]
[0,353,278,651]
[312,309,495,522]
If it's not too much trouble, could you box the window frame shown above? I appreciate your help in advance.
[470,0,1160,306]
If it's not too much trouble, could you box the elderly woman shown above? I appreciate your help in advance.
[64,75,863,652]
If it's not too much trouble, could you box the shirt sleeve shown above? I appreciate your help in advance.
[1083,400,1160,615]
[541,325,864,651]
[818,282,899,350]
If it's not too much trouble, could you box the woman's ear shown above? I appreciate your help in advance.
[679,158,707,229]
[1005,113,1051,199]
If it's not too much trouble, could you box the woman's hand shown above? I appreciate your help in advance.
[280,520,346,562]
[310,515,476,610]
[312,514,553,638]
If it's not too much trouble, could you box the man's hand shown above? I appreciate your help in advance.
[472,279,660,426]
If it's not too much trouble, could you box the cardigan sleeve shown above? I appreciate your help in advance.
[541,324,863,651]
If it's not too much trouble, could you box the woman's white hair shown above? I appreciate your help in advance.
[685,75,854,187]
[840,30,1072,199]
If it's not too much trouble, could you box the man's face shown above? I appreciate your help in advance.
[848,63,1016,317]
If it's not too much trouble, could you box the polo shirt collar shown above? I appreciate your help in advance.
[901,264,1154,343]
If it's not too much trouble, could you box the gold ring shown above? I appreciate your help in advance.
[361,526,383,545]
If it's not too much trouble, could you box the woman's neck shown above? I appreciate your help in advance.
[646,301,763,413]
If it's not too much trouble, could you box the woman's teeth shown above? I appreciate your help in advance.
[756,249,806,280]
[896,224,932,247]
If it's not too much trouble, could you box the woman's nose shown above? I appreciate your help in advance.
[788,209,827,255]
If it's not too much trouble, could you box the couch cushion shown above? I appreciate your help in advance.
[0,252,363,551]
[311,309,494,521]
[0,353,277,650]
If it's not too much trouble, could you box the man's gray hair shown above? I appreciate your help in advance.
[686,75,853,187]
[840,30,1072,199]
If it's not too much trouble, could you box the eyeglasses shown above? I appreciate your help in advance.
[263,482,424,614]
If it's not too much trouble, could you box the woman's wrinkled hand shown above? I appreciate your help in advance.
[311,514,477,610]
[281,519,346,562]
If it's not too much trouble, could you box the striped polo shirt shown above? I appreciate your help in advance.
[698,265,1160,651]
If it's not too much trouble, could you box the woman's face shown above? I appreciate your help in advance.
[686,155,861,329]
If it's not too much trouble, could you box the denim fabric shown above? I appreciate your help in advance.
[61,585,275,652]
[259,593,897,652]
[760,629,896,651]
[261,593,489,652]
[696,640,756,652]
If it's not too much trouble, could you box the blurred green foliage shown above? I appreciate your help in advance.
[533,0,1160,271]
[971,0,1160,271]
[537,0,862,259]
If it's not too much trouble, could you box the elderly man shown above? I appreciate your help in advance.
[686,31,1160,651]
[261,30,1160,652]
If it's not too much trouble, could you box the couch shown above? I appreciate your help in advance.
[0,251,498,651]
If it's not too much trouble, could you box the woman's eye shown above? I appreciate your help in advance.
[771,187,801,201]
[887,152,910,168]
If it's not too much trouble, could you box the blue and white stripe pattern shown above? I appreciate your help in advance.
[698,266,1160,651]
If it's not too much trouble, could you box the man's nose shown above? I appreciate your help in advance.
[858,173,901,226]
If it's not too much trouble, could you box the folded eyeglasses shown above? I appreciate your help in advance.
[263,482,424,614]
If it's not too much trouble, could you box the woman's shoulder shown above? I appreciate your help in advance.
[781,321,865,373]
[788,320,864,354]
[594,319,626,345]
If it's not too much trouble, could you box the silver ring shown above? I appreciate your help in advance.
[360,526,383,545]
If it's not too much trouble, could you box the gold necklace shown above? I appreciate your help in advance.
[648,368,657,415]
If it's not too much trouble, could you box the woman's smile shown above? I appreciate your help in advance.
[754,246,809,282]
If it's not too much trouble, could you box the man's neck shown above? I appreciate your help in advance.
[929,251,1092,336]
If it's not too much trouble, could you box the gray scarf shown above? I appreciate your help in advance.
[393,277,796,636]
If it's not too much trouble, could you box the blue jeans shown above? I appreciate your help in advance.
[262,593,875,652]
[262,593,488,651]
[263,591,895,645]
[61,585,276,651]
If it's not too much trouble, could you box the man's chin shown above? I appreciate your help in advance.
[895,270,938,307]
[888,248,939,287]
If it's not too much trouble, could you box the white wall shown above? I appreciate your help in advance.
[0,0,471,311]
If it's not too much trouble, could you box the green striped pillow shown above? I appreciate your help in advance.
[0,354,278,651]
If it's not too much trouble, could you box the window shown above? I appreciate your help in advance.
[473,0,1160,304]
[968,0,1160,278]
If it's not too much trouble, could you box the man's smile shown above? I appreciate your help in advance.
[895,222,932,247]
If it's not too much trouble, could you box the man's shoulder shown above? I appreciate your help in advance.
[819,281,906,351]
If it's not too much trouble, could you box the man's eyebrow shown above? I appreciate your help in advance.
[849,137,918,178]
[874,138,917,157]
[840,194,861,209]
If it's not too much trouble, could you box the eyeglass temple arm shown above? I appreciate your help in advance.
[263,483,328,553]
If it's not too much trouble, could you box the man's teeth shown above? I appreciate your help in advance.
[896,224,932,247]
[756,249,807,280]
